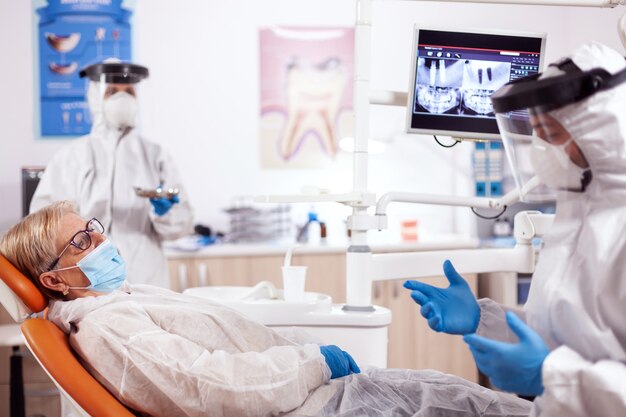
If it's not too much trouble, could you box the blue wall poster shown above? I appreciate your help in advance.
[36,0,133,137]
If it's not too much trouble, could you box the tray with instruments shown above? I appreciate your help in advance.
[134,186,180,199]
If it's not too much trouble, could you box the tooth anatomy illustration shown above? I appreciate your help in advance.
[95,28,106,41]
[49,62,78,75]
[45,32,81,53]
[279,58,346,160]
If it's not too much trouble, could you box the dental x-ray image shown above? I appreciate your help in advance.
[461,60,511,115]
[414,58,511,117]
[414,58,464,114]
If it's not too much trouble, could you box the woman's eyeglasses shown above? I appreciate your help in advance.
[48,218,104,271]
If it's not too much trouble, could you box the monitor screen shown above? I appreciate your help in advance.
[406,27,546,140]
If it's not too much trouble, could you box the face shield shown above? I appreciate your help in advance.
[491,57,626,202]
[79,62,149,131]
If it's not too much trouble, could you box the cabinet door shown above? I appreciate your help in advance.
[292,254,346,303]
[193,257,249,287]
[244,256,283,288]
[168,258,196,292]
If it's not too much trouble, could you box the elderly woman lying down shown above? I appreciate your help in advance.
[0,201,531,417]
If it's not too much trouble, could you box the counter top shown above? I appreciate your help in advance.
[165,234,480,259]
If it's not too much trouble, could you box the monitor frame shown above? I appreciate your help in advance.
[405,25,547,141]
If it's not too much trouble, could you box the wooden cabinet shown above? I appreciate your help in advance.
[168,252,478,382]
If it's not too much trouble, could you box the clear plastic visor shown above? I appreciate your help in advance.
[87,74,145,130]
[496,110,578,202]
[95,72,142,102]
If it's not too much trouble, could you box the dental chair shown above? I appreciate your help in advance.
[0,255,134,417]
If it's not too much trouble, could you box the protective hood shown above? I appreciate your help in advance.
[547,42,626,196]
[522,43,626,402]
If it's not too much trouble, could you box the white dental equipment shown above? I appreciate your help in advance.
[282,244,307,302]
[283,244,300,268]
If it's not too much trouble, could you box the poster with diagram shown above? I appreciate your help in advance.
[259,26,354,169]
[35,0,133,137]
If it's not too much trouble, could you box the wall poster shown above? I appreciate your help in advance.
[259,26,355,169]
[35,0,132,138]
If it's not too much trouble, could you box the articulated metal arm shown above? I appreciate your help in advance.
[345,210,554,309]
[375,176,541,216]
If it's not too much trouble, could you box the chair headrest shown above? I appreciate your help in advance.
[0,255,47,322]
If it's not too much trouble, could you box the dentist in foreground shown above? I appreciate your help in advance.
[30,61,193,288]
[405,41,626,417]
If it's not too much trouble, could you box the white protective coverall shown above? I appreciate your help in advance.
[476,42,626,417]
[31,84,193,288]
[48,284,531,417]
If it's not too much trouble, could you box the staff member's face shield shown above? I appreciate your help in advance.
[491,58,626,201]
[79,62,149,131]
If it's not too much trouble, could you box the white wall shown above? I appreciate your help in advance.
[1,0,624,240]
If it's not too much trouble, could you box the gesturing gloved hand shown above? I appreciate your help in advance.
[403,260,479,334]
[150,194,180,216]
[319,345,361,379]
[463,311,549,396]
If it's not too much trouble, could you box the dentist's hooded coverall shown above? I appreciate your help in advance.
[475,42,626,416]
[30,64,193,288]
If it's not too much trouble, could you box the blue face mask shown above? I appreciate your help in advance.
[56,239,126,292]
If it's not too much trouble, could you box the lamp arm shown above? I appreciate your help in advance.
[375,176,542,216]
[345,210,554,308]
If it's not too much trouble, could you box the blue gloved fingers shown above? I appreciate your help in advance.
[344,351,361,374]
[171,194,180,204]
[505,311,533,342]
[410,290,429,306]
[403,280,436,296]
[427,315,442,332]
[443,260,467,287]
[462,333,505,353]
[420,302,435,319]
[321,345,354,379]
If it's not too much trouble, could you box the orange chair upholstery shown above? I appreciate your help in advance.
[22,319,134,417]
[0,255,47,322]
[0,255,135,417]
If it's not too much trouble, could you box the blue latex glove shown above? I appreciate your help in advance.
[319,345,361,379]
[463,311,549,396]
[403,260,480,334]
[150,194,180,216]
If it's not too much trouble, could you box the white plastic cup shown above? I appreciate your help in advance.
[282,266,307,302]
